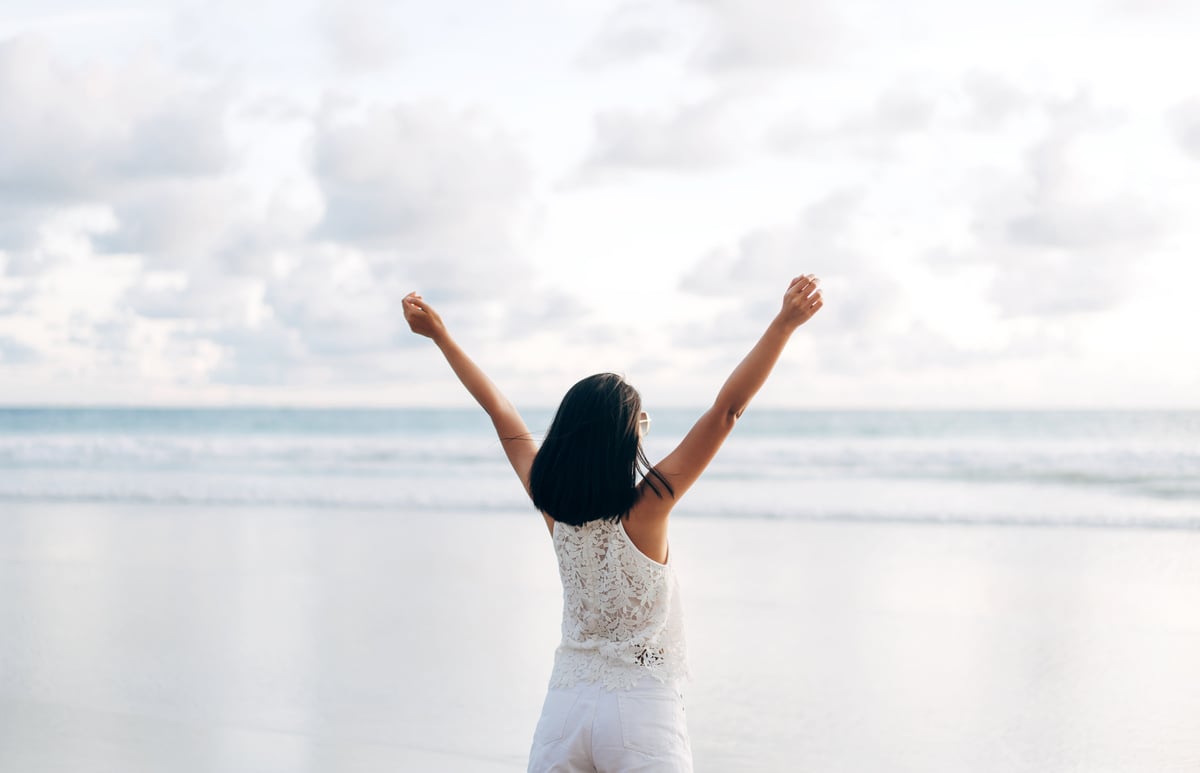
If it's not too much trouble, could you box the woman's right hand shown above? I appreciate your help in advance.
[778,274,824,330]
[402,292,448,341]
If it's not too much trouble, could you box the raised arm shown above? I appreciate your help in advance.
[402,292,538,501]
[635,274,823,515]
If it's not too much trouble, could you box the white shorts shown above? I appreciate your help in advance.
[527,676,693,772]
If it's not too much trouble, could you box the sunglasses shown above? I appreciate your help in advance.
[637,410,651,437]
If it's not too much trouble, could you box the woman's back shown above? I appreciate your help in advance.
[549,517,689,691]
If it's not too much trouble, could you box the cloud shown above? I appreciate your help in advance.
[123,271,265,322]
[94,180,257,269]
[977,245,1135,318]
[104,96,545,384]
[680,188,868,297]
[684,0,840,74]
[766,71,1050,161]
[1000,95,1154,248]
[109,87,233,179]
[576,1,677,69]
[118,287,304,390]
[0,34,267,388]
[0,35,235,245]
[0,35,113,208]
[670,180,1099,377]
[1002,194,1159,250]
[181,315,307,387]
[1106,0,1192,14]
[576,0,840,77]
[1167,97,1200,161]
[761,77,1166,323]
[0,31,243,294]
[810,316,1076,377]
[500,290,598,340]
[310,101,536,294]
[0,274,34,314]
[943,89,1163,317]
[767,80,940,159]
[0,334,39,364]
[0,31,551,388]
[959,70,1039,130]
[318,0,404,73]
[261,246,406,356]
[566,92,740,183]
[1,206,120,277]
[676,188,907,348]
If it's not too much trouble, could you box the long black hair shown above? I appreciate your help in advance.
[530,373,673,526]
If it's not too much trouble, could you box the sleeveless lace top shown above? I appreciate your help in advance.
[548,516,690,690]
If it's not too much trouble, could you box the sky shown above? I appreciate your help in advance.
[0,0,1197,409]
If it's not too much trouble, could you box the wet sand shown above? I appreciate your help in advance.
[1,503,1198,771]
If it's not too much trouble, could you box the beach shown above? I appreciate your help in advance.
[3,502,1198,772]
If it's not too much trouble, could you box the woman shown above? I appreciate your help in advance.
[402,274,824,771]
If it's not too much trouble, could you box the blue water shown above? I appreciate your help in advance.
[1,407,1197,528]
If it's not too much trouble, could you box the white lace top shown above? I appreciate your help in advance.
[548,516,690,691]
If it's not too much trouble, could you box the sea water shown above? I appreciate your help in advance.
[1,407,1197,528]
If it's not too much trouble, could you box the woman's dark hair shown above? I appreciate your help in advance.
[530,373,673,526]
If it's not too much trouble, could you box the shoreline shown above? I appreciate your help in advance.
[2,497,1197,532]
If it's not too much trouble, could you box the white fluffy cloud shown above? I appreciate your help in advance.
[957,90,1164,317]
[680,188,869,300]
[685,0,840,74]
[766,80,940,160]
[0,35,234,235]
[575,1,678,69]
[1167,97,1200,161]
[318,0,405,73]
[0,28,546,390]
[577,0,841,75]
[675,188,913,374]
[671,79,1177,381]
[0,334,38,363]
[959,70,1040,130]
[121,94,544,384]
[0,31,250,327]
[311,102,533,266]
[567,93,740,182]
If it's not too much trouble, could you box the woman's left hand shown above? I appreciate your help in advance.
[402,292,447,341]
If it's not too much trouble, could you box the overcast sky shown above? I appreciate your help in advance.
[0,0,1197,408]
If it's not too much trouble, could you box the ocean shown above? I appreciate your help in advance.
[2,407,1197,528]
